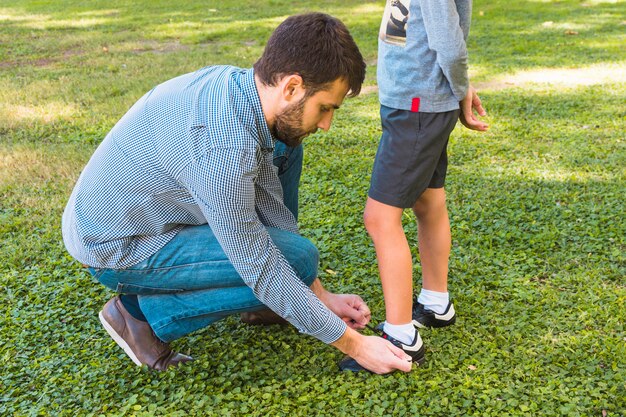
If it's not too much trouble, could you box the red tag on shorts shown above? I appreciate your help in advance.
[411,97,420,112]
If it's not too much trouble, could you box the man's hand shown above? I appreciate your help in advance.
[460,85,489,131]
[309,279,412,374]
[324,293,371,330]
[332,328,413,374]
[310,279,370,329]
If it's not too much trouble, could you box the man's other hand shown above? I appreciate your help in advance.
[310,278,371,329]
[324,293,371,330]
[332,328,413,374]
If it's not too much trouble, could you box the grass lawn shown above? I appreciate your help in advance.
[1,0,625,415]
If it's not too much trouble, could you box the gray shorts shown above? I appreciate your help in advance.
[368,105,460,208]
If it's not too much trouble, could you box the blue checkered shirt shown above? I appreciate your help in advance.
[62,66,346,344]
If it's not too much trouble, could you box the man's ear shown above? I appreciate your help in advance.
[280,74,305,102]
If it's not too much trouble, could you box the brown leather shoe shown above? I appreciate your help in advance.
[99,296,193,371]
[240,308,289,326]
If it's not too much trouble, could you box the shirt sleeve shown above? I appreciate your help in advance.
[177,147,347,344]
[419,0,470,101]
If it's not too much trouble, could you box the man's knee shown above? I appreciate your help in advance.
[269,227,319,285]
[90,268,118,292]
[287,235,319,286]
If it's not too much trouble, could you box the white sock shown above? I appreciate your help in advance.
[383,322,416,345]
[417,289,450,314]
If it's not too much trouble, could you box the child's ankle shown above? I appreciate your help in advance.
[383,322,416,345]
[417,289,449,314]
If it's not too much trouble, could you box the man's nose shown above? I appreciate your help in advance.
[317,112,333,132]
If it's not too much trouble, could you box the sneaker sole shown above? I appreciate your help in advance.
[412,315,456,329]
[413,346,426,366]
[98,310,142,367]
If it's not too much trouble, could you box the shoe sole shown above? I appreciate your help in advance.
[99,310,142,367]
[412,315,456,329]
[409,340,426,366]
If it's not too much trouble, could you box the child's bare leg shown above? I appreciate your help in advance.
[363,197,412,325]
[412,187,451,312]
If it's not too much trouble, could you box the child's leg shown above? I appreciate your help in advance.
[413,188,454,314]
[363,197,413,325]
[412,187,451,311]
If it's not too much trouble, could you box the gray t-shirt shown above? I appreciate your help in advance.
[377,0,472,112]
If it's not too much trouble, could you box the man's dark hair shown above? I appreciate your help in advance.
[254,13,366,97]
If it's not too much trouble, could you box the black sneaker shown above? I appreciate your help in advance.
[412,300,456,329]
[338,327,425,372]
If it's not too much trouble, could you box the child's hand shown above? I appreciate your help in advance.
[460,85,489,131]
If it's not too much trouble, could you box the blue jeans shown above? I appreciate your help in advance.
[91,143,316,342]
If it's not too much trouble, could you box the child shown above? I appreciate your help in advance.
[365,0,488,366]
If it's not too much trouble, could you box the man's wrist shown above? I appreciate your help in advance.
[330,326,363,356]
[310,278,330,305]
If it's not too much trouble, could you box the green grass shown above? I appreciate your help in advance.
[1,0,625,416]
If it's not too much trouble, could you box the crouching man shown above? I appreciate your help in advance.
[62,13,412,374]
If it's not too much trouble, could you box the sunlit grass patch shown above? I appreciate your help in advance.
[474,62,626,90]
[1,102,79,129]
[0,143,89,189]
[0,8,49,23]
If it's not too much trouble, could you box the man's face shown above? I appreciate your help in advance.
[272,78,349,147]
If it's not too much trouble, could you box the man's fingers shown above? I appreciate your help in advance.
[396,358,413,372]
[344,318,366,330]
[385,347,412,372]
[343,309,367,327]
[386,344,414,372]
[386,340,412,362]
[346,295,370,325]
[357,302,371,319]
[353,336,414,374]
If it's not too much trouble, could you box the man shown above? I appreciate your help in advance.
[62,13,412,374]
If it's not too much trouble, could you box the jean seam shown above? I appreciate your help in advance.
[151,300,263,332]
[116,283,185,294]
[127,260,233,274]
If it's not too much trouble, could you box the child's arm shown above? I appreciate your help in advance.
[420,0,471,101]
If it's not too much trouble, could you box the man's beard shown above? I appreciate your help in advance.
[271,97,315,147]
